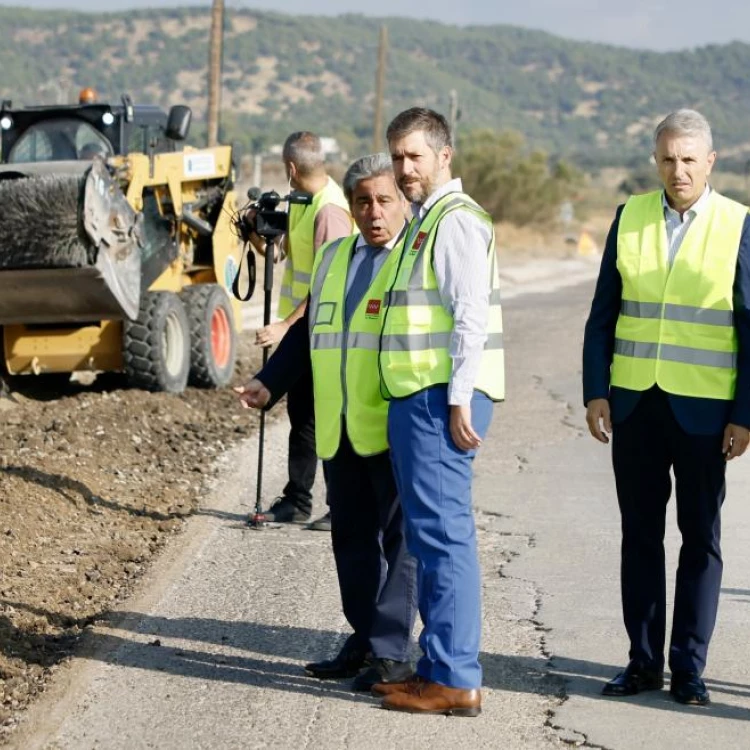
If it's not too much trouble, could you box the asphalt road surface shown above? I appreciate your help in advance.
[13,259,750,749]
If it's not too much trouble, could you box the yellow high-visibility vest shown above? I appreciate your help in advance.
[612,189,748,400]
[278,177,351,319]
[309,234,402,459]
[379,192,505,401]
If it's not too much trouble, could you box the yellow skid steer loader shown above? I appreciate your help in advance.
[0,91,242,393]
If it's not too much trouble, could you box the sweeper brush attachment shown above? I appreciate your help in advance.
[0,173,87,267]
[0,158,143,324]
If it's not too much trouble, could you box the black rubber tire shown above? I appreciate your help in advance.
[181,284,237,388]
[123,291,190,393]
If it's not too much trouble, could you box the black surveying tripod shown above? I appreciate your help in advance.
[233,188,313,528]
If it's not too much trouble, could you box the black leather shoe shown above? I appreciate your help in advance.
[602,662,664,696]
[670,672,710,705]
[304,647,369,679]
[262,496,310,524]
[351,658,413,692]
[306,511,332,532]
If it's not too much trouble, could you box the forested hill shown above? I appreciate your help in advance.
[3,6,750,166]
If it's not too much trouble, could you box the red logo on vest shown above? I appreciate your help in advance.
[412,231,428,250]
[366,299,381,316]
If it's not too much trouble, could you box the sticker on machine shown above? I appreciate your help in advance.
[184,153,216,177]
[224,255,238,290]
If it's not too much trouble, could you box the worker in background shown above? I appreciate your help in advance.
[255,131,352,531]
[236,153,417,692]
[373,108,505,717]
[583,109,750,706]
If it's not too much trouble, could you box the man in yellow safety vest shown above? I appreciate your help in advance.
[236,153,417,692]
[583,109,750,706]
[255,132,352,529]
[372,108,504,717]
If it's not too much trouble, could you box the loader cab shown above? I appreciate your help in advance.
[125,104,191,157]
[0,97,192,165]
[1,103,121,164]
[5,117,114,163]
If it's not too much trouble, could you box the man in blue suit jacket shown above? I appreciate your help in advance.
[583,109,750,706]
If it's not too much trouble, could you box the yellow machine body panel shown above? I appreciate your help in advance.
[121,146,233,213]
[211,190,243,332]
[117,145,243,332]
[4,321,124,375]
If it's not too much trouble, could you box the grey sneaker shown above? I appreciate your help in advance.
[306,510,332,531]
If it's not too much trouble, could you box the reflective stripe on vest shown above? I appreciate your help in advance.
[611,189,747,400]
[379,192,505,401]
[309,233,402,459]
[620,300,735,326]
[278,177,351,318]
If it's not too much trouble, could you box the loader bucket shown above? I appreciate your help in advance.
[0,158,143,324]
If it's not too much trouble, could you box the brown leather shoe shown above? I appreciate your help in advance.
[381,679,481,717]
[370,674,422,697]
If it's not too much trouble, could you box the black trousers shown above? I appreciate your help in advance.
[282,371,317,515]
[611,387,726,675]
[325,430,417,660]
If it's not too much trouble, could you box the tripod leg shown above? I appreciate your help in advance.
[249,240,275,528]
[256,409,265,502]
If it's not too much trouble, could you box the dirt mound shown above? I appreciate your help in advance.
[0,332,266,741]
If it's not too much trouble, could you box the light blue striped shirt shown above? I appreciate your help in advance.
[412,178,493,406]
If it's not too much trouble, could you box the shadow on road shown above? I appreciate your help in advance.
[4,601,749,719]
[547,654,750,720]
[720,587,750,602]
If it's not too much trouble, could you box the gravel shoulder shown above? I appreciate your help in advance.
[0,332,268,742]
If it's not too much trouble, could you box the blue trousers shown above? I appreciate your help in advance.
[388,386,493,689]
[326,430,417,661]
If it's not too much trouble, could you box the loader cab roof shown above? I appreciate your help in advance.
[0,100,191,164]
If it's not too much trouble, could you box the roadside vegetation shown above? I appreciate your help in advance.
[3,6,750,171]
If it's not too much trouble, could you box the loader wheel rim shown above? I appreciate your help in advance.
[163,310,187,377]
[211,306,231,369]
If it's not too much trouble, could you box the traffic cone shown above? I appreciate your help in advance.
[577,230,598,256]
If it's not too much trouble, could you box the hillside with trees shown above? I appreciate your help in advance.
[2,6,750,169]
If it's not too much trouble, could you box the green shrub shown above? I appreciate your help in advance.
[455,129,583,225]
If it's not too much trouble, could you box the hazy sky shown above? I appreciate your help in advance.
[1,0,748,51]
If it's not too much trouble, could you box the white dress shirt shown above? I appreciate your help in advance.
[662,185,711,266]
[411,178,493,406]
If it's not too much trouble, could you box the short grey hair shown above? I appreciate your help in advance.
[342,152,395,203]
[654,109,714,151]
[282,131,324,176]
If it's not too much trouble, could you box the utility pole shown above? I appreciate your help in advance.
[372,25,388,152]
[449,89,459,140]
[207,0,225,147]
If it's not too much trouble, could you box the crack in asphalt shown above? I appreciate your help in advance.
[488,520,615,749]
